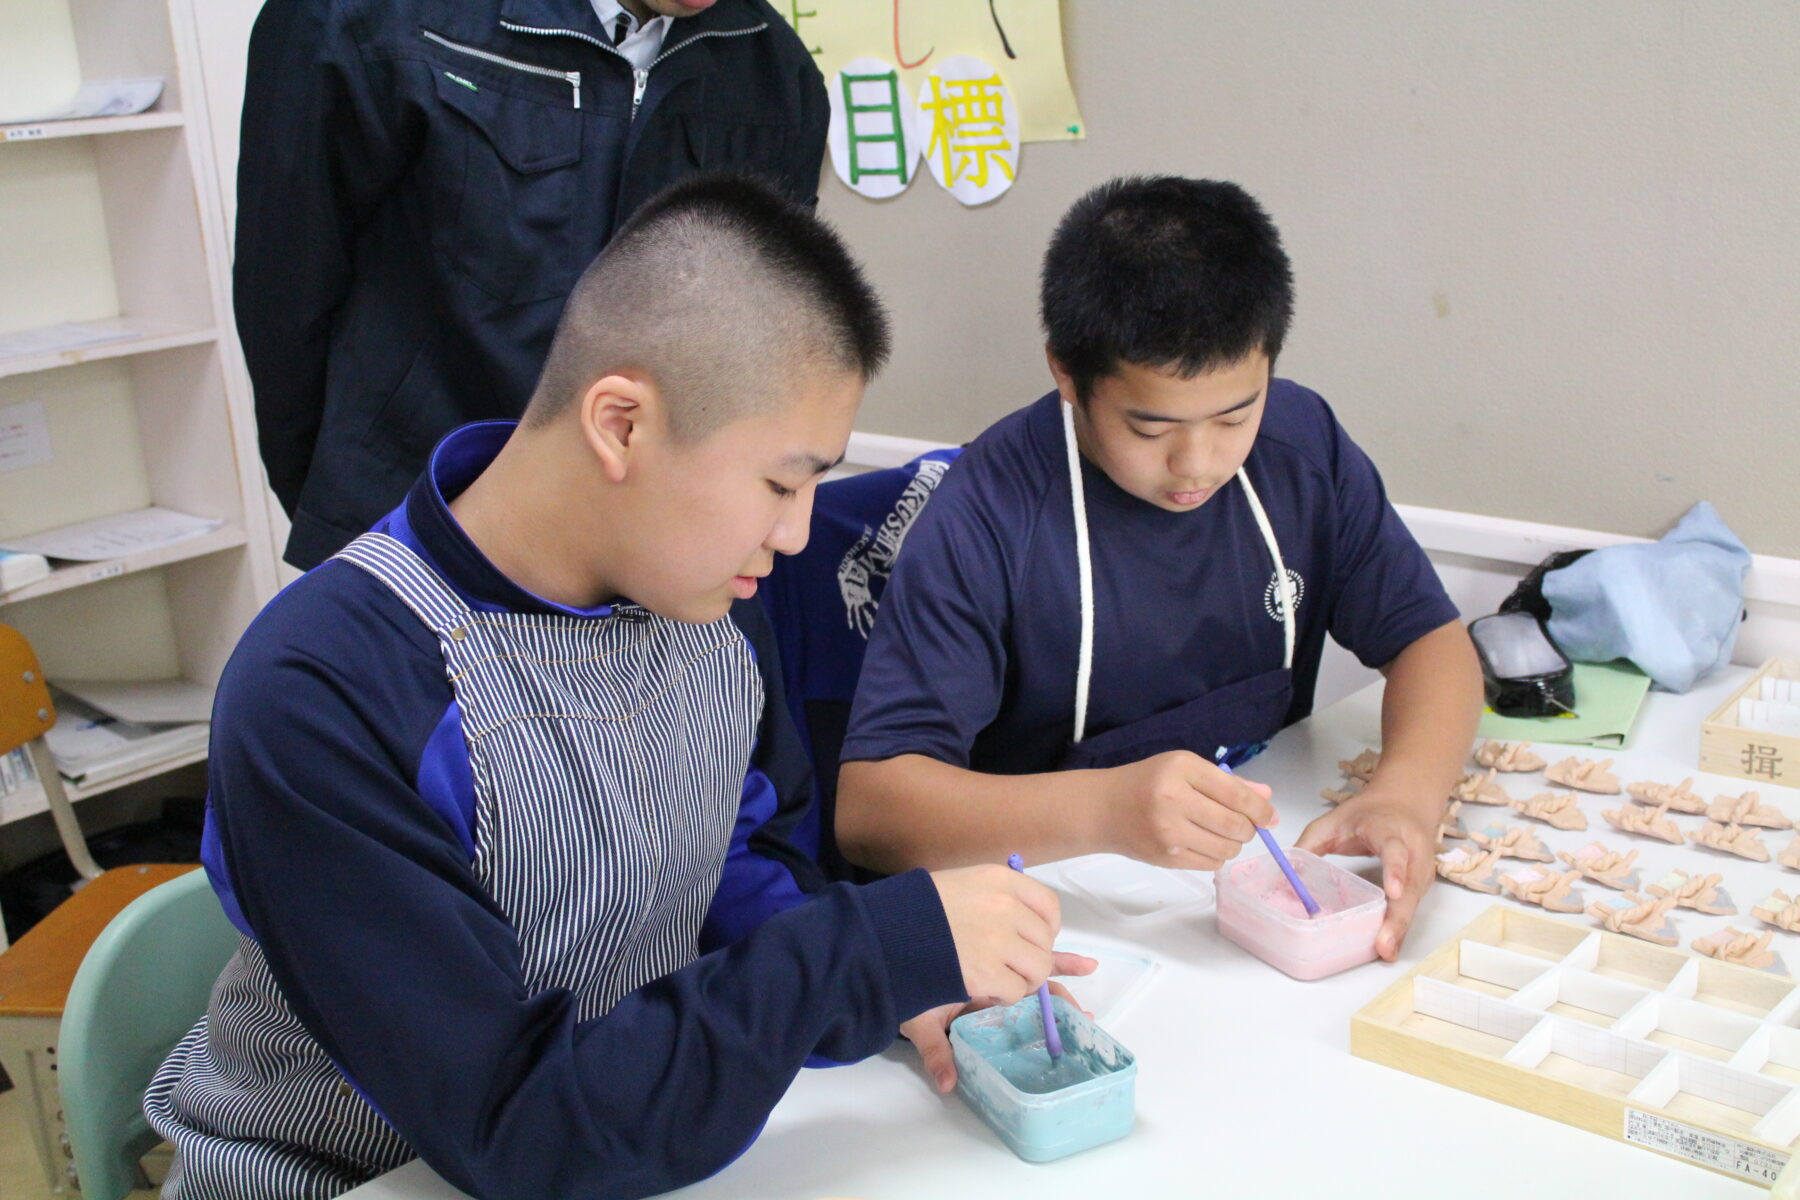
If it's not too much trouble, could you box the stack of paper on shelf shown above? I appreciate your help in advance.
[43,688,210,789]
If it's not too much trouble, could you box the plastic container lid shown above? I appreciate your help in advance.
[1056,854,1216,920]
[1055,939,1160,1026]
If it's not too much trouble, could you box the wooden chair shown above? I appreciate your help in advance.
[0,623,198,1194]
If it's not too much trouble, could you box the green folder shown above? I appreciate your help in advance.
[1475,660,1652,749]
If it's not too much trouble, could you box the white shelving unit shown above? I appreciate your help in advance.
[0,0,277,828]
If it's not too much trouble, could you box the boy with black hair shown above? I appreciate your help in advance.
[145,175,1084,1200]
[838,176,1481,1084]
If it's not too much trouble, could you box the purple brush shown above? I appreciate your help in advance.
[1217,749,1321,918]
[1006,853,1063,1059]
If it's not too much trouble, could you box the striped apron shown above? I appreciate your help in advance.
[145,532,760,1198]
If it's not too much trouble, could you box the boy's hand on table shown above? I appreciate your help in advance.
[1296,785,1440,961]
[931,864,1082,1002]
[899,978,1094,1094]
[917,864,1097,1093]
[1102,750,1277,869]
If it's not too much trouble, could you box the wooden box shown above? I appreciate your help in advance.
[1702,659,1800,788]
[1352,905,1800,1187]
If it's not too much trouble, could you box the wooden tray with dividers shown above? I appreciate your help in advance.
[1352,904,1800,1187]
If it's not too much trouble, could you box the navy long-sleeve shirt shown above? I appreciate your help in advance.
[181,422,963,1198]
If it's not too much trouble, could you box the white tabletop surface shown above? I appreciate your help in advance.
[347,665,1800,1198]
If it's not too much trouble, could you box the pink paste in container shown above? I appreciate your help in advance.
[1216,848,1387,980]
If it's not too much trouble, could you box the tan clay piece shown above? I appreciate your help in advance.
[1625,778,1708,815]
[1451,769,1511,807]
[1338,749,1381,781]
[1499,866,1585,913]
[1692,928,1780,973]
[1645,869,1737,915]
[1601,801,1685,845]
[1545,756,1621,795]
[1469,821,1555,863]
[1436,846,1503,894]
[1780,835,1800,871]
[1752,890,1800,934]
[1688,820,1771,863]
[1474,740,1546,773]
[1321,784,1362,806]
[1510,791,1588,831]
[1557,842,1639,890]
[1706,791,1793,831]
[1587,891,1679,946]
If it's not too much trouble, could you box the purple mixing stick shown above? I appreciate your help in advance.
[1006,853,1063,1059]
[1218,754,1321,917]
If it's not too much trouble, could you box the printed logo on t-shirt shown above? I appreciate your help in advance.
[1264,568,1304,622]
[838,457,952,638]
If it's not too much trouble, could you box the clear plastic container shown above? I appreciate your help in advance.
[950,995,1137,1162]
[1215,848,1387,980]
[1057,854,1215,920]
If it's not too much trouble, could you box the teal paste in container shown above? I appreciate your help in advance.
[949,995,1137,1162]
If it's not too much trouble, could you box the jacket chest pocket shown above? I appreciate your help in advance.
[425,33,589,304]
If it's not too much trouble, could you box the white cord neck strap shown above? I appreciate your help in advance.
[1062,401,1098,745]
[1062,400,1295,747]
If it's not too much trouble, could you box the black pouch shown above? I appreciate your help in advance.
[1469,612,1576,718]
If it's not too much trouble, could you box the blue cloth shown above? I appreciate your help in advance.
[1543,501,1750,693]
[843,385,1461,775]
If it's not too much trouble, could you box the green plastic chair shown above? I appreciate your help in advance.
[59,866,239,1199]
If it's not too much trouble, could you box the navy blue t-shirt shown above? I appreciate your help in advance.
[842,383,1460,775]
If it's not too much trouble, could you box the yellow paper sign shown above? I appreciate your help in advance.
[774,0,1083,143]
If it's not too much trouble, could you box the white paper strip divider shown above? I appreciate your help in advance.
[1503,1015,1670,1079]
[1762,981,1800,1030]
[1733,1025,1800,1080]
[1509,967,1567,1013]
[1627,1053,1686,1108]
[1665,958,1704,1004]
[1557,931,1607,974]
[1458,940,1559,991]
[1555,969,1658,1022]
[1614,992,1671,1043]
[1649,997,1762,1058]
[1626,1053,1794,1123]
[1412,976,1545,1044]
[1731,1026,1778,1075]
[1500,1017,1557,1069]
[1756,1087,1800,1146]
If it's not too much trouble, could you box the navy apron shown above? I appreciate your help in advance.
[1054,400,1297,772]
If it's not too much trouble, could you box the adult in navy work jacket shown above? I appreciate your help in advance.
[237,0,827,569]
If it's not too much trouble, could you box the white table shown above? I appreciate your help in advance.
[350,666,1796,1198]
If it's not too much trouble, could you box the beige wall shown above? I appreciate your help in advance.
[821,1,1800,558]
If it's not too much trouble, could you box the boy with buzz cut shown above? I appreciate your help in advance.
[838,176,1481,1079]
[145,175,1085,1200]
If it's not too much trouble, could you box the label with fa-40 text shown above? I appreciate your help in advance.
[1623,1107,1788,1183]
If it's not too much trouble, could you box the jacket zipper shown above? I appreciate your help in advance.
[500,20,767,122]
[421,29,583,109]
